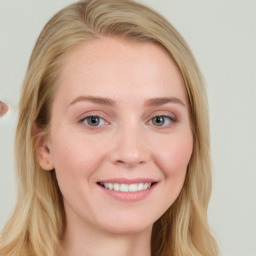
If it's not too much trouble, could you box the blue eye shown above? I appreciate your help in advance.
[81,116,106,127]
[149,115,175,127]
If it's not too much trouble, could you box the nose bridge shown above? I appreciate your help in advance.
[110,119,149,167]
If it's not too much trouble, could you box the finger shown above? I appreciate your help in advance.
[0,101,10,117]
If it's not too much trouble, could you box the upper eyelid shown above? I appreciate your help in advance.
[79,115,107,123]
[78,112,176,119]
[78,110,177,120]
[79,116,109,130]
[146,111,177,121]
[147,115,176,125]
[74,107,182,120]
[78,112,108,121]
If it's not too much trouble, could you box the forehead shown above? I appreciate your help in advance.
[55,37,186,105]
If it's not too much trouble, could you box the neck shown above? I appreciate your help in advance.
[61,213,152,256]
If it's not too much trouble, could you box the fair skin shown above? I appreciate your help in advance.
[38,37,193,256]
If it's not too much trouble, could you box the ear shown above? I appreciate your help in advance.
[36,131,55,171]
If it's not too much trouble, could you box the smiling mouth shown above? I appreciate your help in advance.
[97,182,157,192]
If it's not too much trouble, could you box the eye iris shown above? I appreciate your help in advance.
[153,116,165,126]
[88,116,100,126]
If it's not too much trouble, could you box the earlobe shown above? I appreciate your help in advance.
[37,133,54,171]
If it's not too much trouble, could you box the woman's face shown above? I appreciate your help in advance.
[40,37,193,235]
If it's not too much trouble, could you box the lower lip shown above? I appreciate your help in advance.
[98,184,156,202]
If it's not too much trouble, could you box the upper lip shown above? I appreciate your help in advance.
[97,178,158,184]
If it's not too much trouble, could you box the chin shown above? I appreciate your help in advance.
[93,208,161,235]
[101,220,153,235]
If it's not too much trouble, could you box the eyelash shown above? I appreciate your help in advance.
[79,114,177,129]
[147,114,177,127]
[79,115,109,129]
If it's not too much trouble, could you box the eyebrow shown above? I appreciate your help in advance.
[144,97,186,107]
[69,96,116,106]
[69,96,185,107]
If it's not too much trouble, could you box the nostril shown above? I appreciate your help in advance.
[110,139,149,167]
[115,159,146,167]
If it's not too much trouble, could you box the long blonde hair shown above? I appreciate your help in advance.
[0,0,219,255]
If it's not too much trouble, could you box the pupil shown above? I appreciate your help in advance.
[154,116,164,126]
[89,116,99,126]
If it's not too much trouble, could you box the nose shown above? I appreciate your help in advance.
[109,124,150,168]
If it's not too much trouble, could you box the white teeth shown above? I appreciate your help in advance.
[120,184,129,192]
[129,184,138,192]
[137,183,144,191]
[101,182,153,192]
[113,184,120,191]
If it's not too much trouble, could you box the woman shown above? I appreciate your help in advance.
[0,0,219,255]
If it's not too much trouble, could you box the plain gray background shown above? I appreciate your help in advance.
[0,0,255,255]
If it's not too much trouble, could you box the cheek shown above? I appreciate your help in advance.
[149,133,193,216]
[49,131,105,187]
[155,133,193,180]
